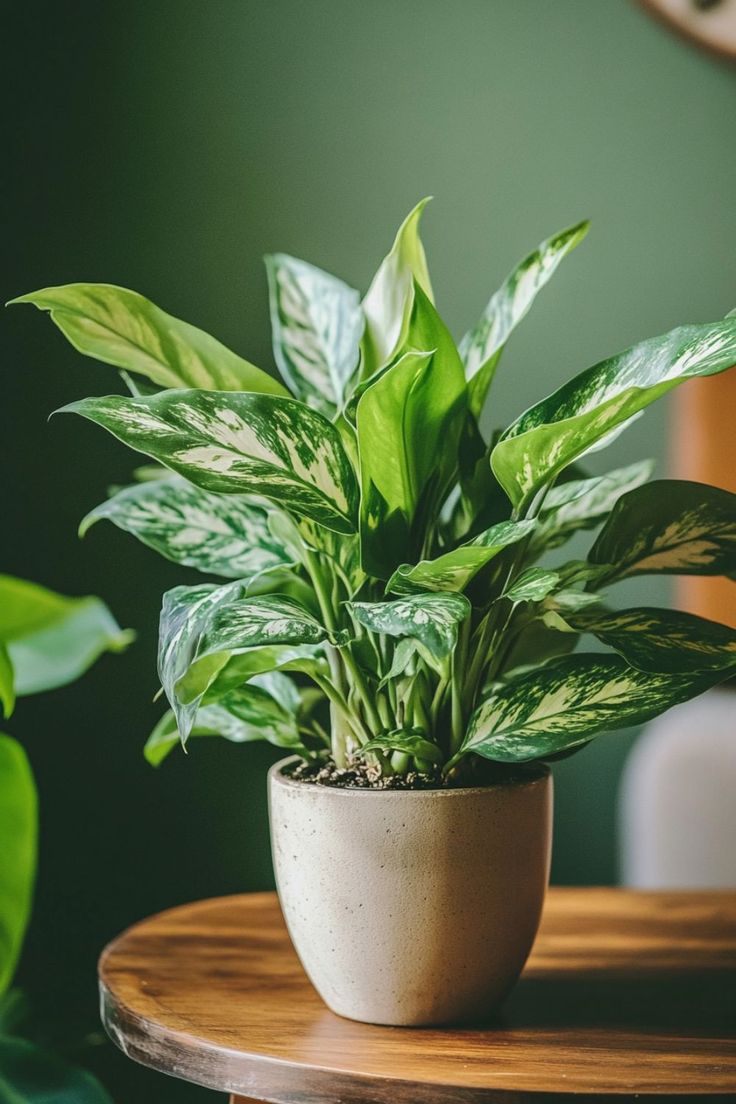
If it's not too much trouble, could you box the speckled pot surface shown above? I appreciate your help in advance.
[268,758,552,1026]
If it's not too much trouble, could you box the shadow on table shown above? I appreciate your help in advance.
[502,969,736,1036]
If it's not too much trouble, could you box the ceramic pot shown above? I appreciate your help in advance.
[268,758,552,1026]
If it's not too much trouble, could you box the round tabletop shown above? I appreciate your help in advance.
[99,888,736,1102]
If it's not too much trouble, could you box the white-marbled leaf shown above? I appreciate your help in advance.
[460,221,589,417]
[144,673,303,766]
[462,654,725,763]
[348,592,470,663]
[531,460,654,554]
[492,316,736,508]
[504,568,561,603]
[59,389,359,534]
[80,477,292,578]
[265,254,363,416]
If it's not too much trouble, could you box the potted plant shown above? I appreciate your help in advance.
[11,200,736,1025]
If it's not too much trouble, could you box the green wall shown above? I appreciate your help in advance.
[3,2,735,1100]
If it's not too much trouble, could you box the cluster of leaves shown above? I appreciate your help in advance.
[0,575,130,1102]
[12,201,736,778]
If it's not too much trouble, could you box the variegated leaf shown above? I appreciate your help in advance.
[10,283,287,395]
[492,316,736,508]
[349,593,470,663]
[265,254,363,415]
[158,580,246,742]
[145,673,303,766]
[562,607,736,674]
[198,595,346,659]
[361,198,434,377]
[198,643,326,702]
[460,221,589,417]
[80,476,293,578]
[589,480,736,583]
[504,568,561,603]
[531,460,654,554]
[359,729,443,765]
[461,654,724,763]
[386,519,536,595]
[58,390,359,534]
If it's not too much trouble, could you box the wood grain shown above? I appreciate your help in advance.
[99,889,736,1101]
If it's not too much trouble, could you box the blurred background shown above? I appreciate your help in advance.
[2,1,735,1099]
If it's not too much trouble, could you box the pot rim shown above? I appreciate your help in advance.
[269,755,550,797]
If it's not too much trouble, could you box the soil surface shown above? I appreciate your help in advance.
[285,757,539,790]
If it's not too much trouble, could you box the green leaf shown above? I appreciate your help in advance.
[265,254,363,415]
[349,593,470,664]
[157,580,247,742]
[531,459,654,554]
[9,283,286,396]
[589,480,736,583]
[58,390,359,535]
[386,519,536,595]
[356,287,467,576]
[360,729,443,765]
[361,198,434,377]
[0,577,133,697]
[197,643,325,701]
[460,221,589,417]
[145,673,302,766]
[562,607,736,674]
[462,654,726,763]
[0,736,37,997]
[504,568,561,603]
[81,477,293,578]
[159,581,335,744]
[0,650,14,720]
[492,316,736,508]
[0,1034,113,1104]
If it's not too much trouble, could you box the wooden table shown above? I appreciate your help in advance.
[99,889,736,1102]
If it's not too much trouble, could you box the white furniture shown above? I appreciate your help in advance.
[619,688,736,888]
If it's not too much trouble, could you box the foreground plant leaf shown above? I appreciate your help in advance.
[145,673,303,766]
[531,459,654,554]
[349,593,470,664]
[81,477,293,578]
[0,649,14,719]
[492,316,736,508]
[0,577,133,697]
[265,254,363,416]
[558,607,736,674]
[589,480,736,583]
[461,654,726,763]
[361,198,434,377]
[387,519,536,594]
[0,736,36,998]
[460,221,589,416]
[58,390,359,534]
[10,283,286,396]
[359,730,443,765]
[504,568,561,603]
[0,1033,113,1104]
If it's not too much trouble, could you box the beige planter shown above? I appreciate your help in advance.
[268,758,552,1026]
